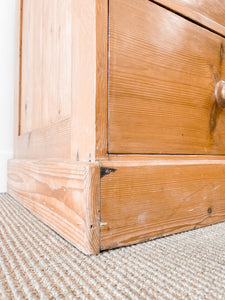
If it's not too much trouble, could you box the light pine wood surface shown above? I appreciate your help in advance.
[21,0,72,135]
[95,0,108,160]
[15,118,71,159]
[109,154,225,161]
[71,0,97,162]
[100,159,225,250]
[14,0,109,161]
[108,0,225,155]
[8,160,101,255]
[15,0,73,160]
[10,0,225,254]
[153,0,225,37]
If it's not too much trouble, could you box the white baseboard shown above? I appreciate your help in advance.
[0,151,13,192]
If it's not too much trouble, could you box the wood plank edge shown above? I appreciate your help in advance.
[7,159,101,255]
[95,0,109,160]
[100,158,225,250]
[152,0,225,38]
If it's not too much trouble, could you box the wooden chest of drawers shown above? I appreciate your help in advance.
[8,0,225,254]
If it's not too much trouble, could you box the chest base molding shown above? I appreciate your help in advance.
[8,157,225,254]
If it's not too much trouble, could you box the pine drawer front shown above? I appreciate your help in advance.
[108,0,225,155]
[154,0,225,37]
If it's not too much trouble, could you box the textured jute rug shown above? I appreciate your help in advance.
[0,193,225,300]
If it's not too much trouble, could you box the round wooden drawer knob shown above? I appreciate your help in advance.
[215,80,225,108]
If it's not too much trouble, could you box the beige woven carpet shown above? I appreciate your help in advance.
[1,194,225,300]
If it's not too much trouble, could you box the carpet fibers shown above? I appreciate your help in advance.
[0,193,225,299]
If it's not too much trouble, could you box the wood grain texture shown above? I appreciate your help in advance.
[15,118,71,159]
[109,154,225,161]
[71,0,97,162]
[13,0,225,255]
[15,0,73,160]
[109,0,225,155]
[20,0,72,135]
[95,0,108,160]
[8,160,101,255]
[153,0,225,37]
[14,0,108,162]
[100,159,225,250]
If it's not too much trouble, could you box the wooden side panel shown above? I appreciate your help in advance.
[20,0,72,134]
[71,0,109,162]
[109,0,225,155]
[95,0,108,160]
[8,160,101,255]
[14,0,108,161]
[15,118,71,159]
[71,0,96,162]
[14,0,73,160]
[101,159,225,250]
[153,0,225,37]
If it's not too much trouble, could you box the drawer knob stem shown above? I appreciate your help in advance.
[215,80,225,108]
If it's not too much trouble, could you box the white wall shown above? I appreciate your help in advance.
[0,0,16,192]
